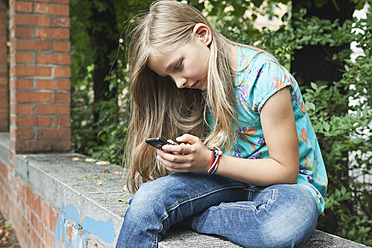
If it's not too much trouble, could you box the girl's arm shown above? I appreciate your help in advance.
[158,87,299,186]
[216,87,299,185]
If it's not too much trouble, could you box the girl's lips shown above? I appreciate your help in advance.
[191,80,199,88]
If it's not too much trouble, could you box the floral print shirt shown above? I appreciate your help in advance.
[207,46,328,215]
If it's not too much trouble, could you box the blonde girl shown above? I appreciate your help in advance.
[116,1,327,247]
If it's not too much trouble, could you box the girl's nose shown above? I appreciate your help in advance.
[174,77,187,89]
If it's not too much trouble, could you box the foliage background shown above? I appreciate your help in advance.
[70,0,371,245]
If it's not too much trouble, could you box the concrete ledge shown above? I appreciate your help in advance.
[0,133,369,247]
[14,153,131,247]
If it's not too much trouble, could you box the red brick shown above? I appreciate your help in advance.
[14,13,51,27]
[54,92,70,103]
[0,64,7,72]
[15,2,32,13]
[10,78,33,90]
[44,227,55,247]
[54,140,71,151]
[54,0,69,3]
[50,207,59,230]
[30,226,42,248]
[31,194,41,218]
[20,184,27,203]
[37,128,70,139]
[36,104,69,115]
[13,116,52,127]
[13,40,52,51]
[53,16,69,27]
[25,186,33,206]
[35,3,69,16]
[14,140,52,152]
[12,52,34,64]
[10,104,33,114]
[35,28,69,39]
[40,200,51,227]
[0,161,8,179]
[12,65,52,77]
[55,117,70,127]
[54,67,70,78]
[9,27,32,39]
[36,79,70,90]
[12,128,34,140]
[11,27,32,38]
[15,91,52,102]
[36,53,70,65]
[54,41,70,52]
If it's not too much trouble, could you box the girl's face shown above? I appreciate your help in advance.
[147,24,212,91]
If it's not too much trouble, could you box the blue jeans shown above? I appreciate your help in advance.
[116,173,318,248]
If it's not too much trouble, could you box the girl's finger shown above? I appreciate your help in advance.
[157,155,188,172]
[161,143,191,154]
[176,134,199,144]
[158,149,189,163]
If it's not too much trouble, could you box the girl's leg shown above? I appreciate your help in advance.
[115,173,251,248]
[187,184,318,248]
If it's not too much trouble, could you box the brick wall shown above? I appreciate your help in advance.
[8,0,71,153]
[0,0,7,132]
[0,154,94,248]
[0,160,59,247]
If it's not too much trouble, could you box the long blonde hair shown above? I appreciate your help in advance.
[126,0,243,192]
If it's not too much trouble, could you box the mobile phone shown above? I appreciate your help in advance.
[145,137,171,150]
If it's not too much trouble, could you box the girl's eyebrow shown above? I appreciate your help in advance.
[165,59,177,72]
[166,57,182,72]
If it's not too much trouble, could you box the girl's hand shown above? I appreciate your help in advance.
[157,134,211,173]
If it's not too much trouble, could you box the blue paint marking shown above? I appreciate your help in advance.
[62,204,81,225]
[55,204,115,248]
[83,217,115,243]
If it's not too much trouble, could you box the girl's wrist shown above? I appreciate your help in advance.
[207,149,222,175]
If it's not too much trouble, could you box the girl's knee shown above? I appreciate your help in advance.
[260,186,318,247]
[126,175,182,218]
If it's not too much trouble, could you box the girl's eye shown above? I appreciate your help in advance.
[175,61,183,70]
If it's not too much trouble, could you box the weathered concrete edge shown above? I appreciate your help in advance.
[14,154,130,247]
[0,132,9,167]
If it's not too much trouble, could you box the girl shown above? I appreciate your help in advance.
[116,1,327,247]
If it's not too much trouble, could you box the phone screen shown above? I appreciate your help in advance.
[145,137,170,150]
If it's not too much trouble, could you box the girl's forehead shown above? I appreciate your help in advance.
[149,48,169,57]
[147,49,173,76]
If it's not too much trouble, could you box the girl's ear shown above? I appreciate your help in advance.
[193,23,212,46]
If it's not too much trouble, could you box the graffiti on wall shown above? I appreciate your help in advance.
[55,204,115,248]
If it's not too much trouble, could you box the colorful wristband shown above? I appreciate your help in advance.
[207,149,222,175]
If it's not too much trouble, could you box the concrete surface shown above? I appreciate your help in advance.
[0,132,369,247]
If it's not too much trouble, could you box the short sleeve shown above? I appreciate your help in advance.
[248,60,292,113]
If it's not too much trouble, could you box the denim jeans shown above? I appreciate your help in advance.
[116,173,318,248]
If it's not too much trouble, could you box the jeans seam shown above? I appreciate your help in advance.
[210,188,278,213]
[166,184,247,212]
[265,188,278,211]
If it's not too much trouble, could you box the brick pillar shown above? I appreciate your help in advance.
[9,0,71,153]
[0,0,7,132]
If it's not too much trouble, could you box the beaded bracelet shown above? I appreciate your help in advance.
[207,149,222,175]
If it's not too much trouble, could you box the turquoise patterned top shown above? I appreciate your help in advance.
[207,46,328,215]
